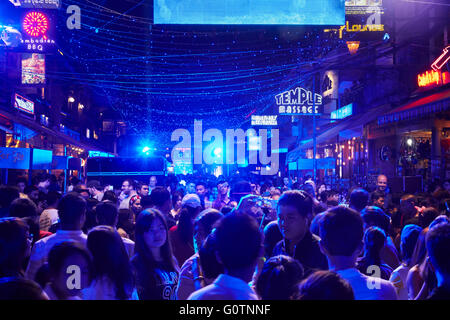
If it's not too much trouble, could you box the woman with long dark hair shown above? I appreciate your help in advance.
[131,209,179,300]
[83,226,135,300]
[169,197,202,266]
[356,227,393,280]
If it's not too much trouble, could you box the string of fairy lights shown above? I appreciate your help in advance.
[45,0,364,142]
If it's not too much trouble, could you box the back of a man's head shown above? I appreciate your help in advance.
[319,206,364,257]
[349,188,369,212]
[9,198,37,218]
[57,193,87,228]
[215,213,262,271]
[0,186,20,209]
[426,223,450,277]
[95,201,118,227]
[46,191,61,207]
[149,187,170,207]
[277,190,313,218]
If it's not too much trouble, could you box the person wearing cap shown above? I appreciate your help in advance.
[389,224,422,299]
[168,194,203,266]
[87,180,104,202]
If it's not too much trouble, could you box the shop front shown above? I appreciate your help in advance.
[368,88,450,187]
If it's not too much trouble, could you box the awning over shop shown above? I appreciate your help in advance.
[0,108,110,153]
[378,88,450,125]
[286,104,391,163]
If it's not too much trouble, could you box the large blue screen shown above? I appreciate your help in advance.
[154,0,345,25]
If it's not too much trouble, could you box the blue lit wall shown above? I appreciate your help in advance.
[155,0,345,25]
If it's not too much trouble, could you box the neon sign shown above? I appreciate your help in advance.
[14,93,35,115]
[23,11,49,38]
[331,104,353,120]
[431,46,450,71]
[417,69,450,89]
[325,21,384,39]
[276,87,323,115]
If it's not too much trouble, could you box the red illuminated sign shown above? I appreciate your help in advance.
[23,11,49,39]
[432,46,450,71]
[417,69,450,89]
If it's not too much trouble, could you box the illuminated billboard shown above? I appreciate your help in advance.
[21,53,45,84]
[154,0,345,25]
[20,10,56,52]
[14,93,35,115]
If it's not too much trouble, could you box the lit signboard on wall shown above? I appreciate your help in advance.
[9,0,61,9]
[251,115,278,126]
[155,0,345,25]
[275,87,323,115]
[324,0,385,41]
[20,10,56,52]
[14,93,35,115]
[21,53,45,84]
[331,103,353,120]
[417,69,450,90]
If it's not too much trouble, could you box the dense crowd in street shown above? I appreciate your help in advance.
[0,172,450,300]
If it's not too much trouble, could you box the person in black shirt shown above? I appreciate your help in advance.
[131,209,179,300]
[426,223,450,300]
[271,190,328,276]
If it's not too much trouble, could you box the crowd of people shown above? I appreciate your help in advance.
[0,172,450,300]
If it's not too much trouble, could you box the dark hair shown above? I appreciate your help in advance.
[95,202,118,227]
[277,190,313,218]
[24,185,38,196]
[9,198,37,218]
[409,228,429,268]
[196,181,207,188]
[255,255,304,300]
[87,225,134,300]
[0,186,20,209]
[362,227,386,266]
[171,191,183,207]
[263,221,283,258]
[198,232,224,279]
[0,218,29,277]
[16,177,28,185]
[102,190,118,204]
[220,206,233,215]
[419,207,439,229]
[215,213,262,270]
[300,184,315,198]
[87,180,102,191]
[427,223,450,276]
[360,206,391,234]
[140,195,153,209]
[48,241,93,284]
[122,179,135,190]
[194,209,223,237]
[400,225,422,266]
[134,209,176,270]
[299,270,354,300]
[178,206,201,243]
[349,188,369,212]
[57,193,87,227]
[150,187,171,207]
[319,206,364,257]
[0,277,48,300]
[230,180,252,203]
[46,191,62,207]
[371,191,385,203]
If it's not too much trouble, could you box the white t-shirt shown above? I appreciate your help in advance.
[389,264,410,300]
[39,208,59,232]
[336,268,398,300]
